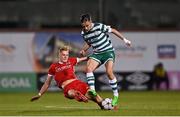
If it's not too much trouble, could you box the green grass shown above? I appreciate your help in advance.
[0,91,180,116]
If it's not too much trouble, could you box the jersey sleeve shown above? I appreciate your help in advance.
[48,64,55,76]
[69,57,78,66]
[100,23,112,33]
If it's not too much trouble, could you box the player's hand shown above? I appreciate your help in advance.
[30,95,41,102]
[123,38,131,47]
[80,50,86,56]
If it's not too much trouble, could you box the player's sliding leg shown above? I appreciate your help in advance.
[95,95,104,110]
[86,90,104,109]
[67,89,88,102]
[74,90,88,102]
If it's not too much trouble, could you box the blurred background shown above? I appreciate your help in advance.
[0,0,180,92]
[0,0,180,29]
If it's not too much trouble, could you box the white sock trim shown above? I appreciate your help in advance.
[90,86,95,90]
[114,92,119,97]
[86,72,94,77]
[109,78,117,83]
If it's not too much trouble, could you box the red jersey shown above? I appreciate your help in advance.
[48,57,78,87]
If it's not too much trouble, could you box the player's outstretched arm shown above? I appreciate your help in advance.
[80,42,90,56]
[111,28,132,47]
[30,75,52,102]
[77,57,88,63]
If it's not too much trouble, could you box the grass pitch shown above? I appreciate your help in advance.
[0,91,180,116]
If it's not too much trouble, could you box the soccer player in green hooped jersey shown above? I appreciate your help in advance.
[80,14,132,109]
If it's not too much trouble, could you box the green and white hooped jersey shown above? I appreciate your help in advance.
[81,23,114,54]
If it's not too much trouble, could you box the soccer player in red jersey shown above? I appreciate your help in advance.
[30,46,103,108]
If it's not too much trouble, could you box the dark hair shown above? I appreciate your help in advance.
[80,14,91,23]
[157,62,163,68]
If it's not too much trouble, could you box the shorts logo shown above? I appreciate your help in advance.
[110,53,113,57]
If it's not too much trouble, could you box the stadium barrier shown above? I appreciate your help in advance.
[0,30,180,92]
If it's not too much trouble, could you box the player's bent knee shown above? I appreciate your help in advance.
[67,89,76,99]
[86,67,94,72]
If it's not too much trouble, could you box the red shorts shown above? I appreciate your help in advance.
[63,80,89,98]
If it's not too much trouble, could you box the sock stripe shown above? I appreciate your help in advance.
[87,80,94,83]
[112,87,118,90]
[111,85,117,88]
[109,78,119,97]
[87,72,95,90]
[87,80,94,82]
[110,82,117,85]
[88,83,95,86]
[87,76,94,78]
[87,78,94,81]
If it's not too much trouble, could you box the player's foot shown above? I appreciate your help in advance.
[98,102,104,110]
[112,96,118,107]
[112,96,119,110]
[88,90,97,97]
[113,105,119,110]
[74,90,88,103]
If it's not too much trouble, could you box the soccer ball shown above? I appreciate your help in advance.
[101,98,114,110]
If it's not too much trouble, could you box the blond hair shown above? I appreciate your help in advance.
[59,45,70,52]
